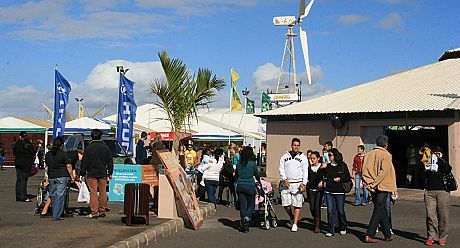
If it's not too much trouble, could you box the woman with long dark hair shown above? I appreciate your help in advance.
[308,151,325,233]
[235,146,261,232]
[323,148,351,237]
[45,137,73,221]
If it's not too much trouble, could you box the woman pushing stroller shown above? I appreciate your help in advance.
[235,146,261,232]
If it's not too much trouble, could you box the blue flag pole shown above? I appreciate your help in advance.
[52,69,72,139]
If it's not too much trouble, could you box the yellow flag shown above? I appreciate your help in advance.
[231,69,239,85]
[231,68,242,111]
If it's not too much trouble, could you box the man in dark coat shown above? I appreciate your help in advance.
[80,129,114,218]
[13,131,35,202]
[135,131,148,164]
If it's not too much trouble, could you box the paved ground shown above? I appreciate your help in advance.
[0,168,168,248]
[154,196,460,248]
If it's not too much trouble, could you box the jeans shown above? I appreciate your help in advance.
[49,177,69,220]
[325,193,347,234]
[205,180,219,206]
[367,191,392,238]
[15,169,29,201]
[236,184,256,220]
[230,181,237,205]
[309,190,324,218]
[386,192,392,230]
[354,174,368,205]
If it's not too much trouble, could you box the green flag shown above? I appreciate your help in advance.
[261,92,271,124]
[261,92,271,112]
[246,98,255,114]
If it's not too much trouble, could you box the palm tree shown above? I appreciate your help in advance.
[150,51,225,155]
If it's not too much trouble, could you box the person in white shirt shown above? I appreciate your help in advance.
[279,138,309,232]
[201,148,224,208]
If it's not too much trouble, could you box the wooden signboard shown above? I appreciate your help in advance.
[156,149,203,230]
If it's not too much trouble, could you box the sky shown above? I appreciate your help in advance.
[0,0,459,119]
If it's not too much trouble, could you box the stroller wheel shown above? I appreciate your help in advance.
[264,220,270,230]
[271,219,278,228]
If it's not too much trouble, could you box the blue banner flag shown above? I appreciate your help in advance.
[52,69,72,139]
[116,73,137,153]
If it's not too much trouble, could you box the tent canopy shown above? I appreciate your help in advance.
[48,117,112,132]
[0,117,46,132]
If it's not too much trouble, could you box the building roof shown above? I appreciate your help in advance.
[259,57,460,116]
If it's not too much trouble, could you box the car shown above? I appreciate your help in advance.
[64,134,133,164]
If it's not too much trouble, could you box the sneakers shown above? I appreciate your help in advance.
[438,241,446,246]
[340,230,347,235]
[86,213,98,219]
[325,233,333,237]
[286,220,293,228]
[98,213,106,218]
[291,224,298,232]
[425,239,433,246]
[390,229,394,235]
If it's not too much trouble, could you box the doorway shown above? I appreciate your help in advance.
[385,125,448,188]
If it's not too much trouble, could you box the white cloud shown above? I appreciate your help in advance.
[377,13,405,31]
[0,59,166,119]
[338,14,369,25]
[135,0,260,15]
[250,62,330,104]
[0,0,167,41]
[0,85,53,118]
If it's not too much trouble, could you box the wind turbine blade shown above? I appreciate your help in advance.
[299,27,312,85]
[299,0,306,19]
[300,0,315,21]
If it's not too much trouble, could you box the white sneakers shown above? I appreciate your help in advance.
[291,224,298,232]
[340,230,347,235]
[325,233,333,237]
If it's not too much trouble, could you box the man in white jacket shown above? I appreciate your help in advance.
[279,138,309,232]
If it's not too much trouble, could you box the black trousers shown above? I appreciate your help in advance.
[309,190,324,218]
[196,172,206,201]
[366,191,392,238]
[16,168,29,200]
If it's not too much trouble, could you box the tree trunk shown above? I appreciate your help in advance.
[172,130,180,158]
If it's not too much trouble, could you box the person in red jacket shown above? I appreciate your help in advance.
[352,145,368,206]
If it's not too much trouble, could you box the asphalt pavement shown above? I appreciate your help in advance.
[154,194,460,248]
[0,168,168,248]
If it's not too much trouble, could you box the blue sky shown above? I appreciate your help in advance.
[0,0,459,118]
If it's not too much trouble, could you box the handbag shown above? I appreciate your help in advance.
[342,180,353,193]
[340,165,353,193]
[439,158,457,192]
[442,171,458,192]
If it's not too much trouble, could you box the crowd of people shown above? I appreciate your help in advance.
[7,130,454,246]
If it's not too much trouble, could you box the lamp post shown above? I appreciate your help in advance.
[75,97,84,118]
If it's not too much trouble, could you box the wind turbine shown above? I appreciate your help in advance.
[272,0,314,102]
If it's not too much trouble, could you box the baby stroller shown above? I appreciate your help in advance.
[252,179,278,230]
[34,179,50,215]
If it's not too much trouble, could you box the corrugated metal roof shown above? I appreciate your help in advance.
[259,58,460,116]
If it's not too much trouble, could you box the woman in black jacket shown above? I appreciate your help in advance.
[323,148,351,237]
[308,151,325,233]
[423,146,452,246]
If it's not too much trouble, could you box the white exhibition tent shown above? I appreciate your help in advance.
[62,117,112,132]
[104,103,266,142]
[0,117,46,132]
